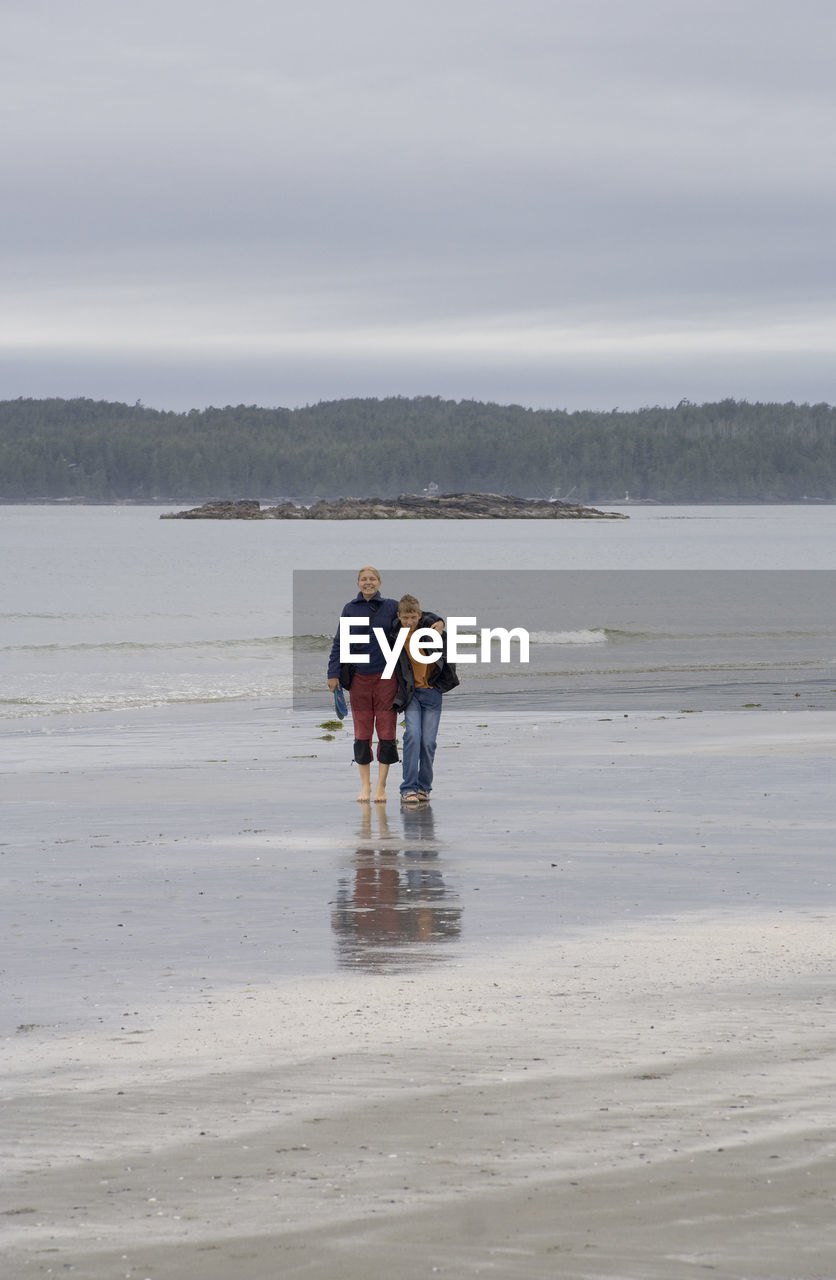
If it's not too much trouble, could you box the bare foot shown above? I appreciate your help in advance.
[357,791,371,803]
[373,792,387,803]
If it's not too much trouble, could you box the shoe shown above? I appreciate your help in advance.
[401,792,422,805]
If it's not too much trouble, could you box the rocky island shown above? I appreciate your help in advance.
[161,493,627,520]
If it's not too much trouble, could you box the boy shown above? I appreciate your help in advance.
[391,594,459,805]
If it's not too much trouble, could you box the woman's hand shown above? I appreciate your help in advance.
[328,677,339,692]
[431,619,444,633]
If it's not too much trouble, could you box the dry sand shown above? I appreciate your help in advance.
[2,709,835,1279]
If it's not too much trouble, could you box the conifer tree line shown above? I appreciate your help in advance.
[1,395,834,502]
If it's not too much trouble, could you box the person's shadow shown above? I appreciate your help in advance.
[331,805,462,970]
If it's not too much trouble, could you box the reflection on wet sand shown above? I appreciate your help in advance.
[331,805,462,971]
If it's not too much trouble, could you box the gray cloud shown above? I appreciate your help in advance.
[3,0,835,409]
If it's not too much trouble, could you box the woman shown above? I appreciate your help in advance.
[327,567,441,803]
[327,566,402,803]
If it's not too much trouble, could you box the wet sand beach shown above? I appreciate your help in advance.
[2,705,835,1278]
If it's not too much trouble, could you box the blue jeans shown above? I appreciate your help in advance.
[400,687,443,795]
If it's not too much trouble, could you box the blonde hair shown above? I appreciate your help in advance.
[397,593,421,615]
[356,565,381,584]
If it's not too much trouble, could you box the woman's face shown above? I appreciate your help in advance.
[357,569,381,599]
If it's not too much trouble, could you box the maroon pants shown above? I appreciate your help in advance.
[350,673,397,761]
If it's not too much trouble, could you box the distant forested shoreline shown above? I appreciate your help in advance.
[1,395,835,503]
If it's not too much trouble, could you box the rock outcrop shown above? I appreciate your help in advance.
[162,493,627,520]
[160,499,263,519]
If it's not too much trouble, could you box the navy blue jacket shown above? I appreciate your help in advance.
[327,592,440,680]
[327,592,400,678]
[390,613,460,711]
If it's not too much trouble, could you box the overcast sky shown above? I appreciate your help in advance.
[3,0,835,411]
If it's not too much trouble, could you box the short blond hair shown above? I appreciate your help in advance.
[397,593,421,615]
[356,565,381,584]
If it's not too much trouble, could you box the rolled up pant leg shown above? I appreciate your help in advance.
[373,675,399,763]
[349,673,376,763]
[349,674,398,764]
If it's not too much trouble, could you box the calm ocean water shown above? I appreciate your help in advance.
[2,505,834,1031]
[1,504,834,722]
